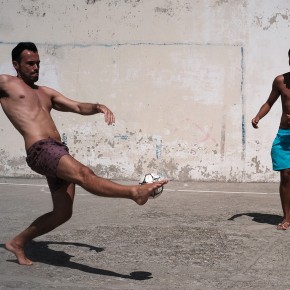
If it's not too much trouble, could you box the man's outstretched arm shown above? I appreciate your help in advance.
[47,87,115,125]
[251,77,281,128]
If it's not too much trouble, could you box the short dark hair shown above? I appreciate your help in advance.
[11,42,38,62]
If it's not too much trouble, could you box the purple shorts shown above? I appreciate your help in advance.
[26,138,70,192]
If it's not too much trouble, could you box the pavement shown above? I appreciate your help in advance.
[0,178,289,289]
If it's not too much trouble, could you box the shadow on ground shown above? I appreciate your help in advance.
[228,212,282,225]
[13,241,152,281]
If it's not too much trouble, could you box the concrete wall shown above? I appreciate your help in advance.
[0,0,289,182]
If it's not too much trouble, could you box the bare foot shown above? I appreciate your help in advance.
[277,219,290,230]
[5,240,33,265]
[133,180,168,205]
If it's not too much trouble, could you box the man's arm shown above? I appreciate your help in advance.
[46,87,115,125]
[0,75,10,98]
[251,77,281,129]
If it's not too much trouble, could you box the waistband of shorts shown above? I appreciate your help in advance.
[26,137,63,153]
[277,128,290,135]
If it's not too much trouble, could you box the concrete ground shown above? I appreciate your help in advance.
[0,178,289,290]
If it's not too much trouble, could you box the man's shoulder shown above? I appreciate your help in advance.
[38,85,55,94]
[0,74,15,78]
[0,74,17,83]
[274,72,290,84]
[272,73,290,92]
[273,74,287,85]
[275,74,285,79]
[38,85,61,98]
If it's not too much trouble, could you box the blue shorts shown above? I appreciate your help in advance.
[271,129,290,171]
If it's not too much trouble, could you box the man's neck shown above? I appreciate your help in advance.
[17,75,37,88]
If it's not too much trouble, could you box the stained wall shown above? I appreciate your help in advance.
[0,0,289,182]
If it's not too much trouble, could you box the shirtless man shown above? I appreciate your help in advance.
[0,42,167,265]
[252,49,290,230]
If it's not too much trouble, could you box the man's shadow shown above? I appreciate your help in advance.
[228,212,282,225]
[7,241,152,281]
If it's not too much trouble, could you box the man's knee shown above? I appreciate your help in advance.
[62,209,73,223]
[54,207,73,225]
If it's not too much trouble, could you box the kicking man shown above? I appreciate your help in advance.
[0,42,167,265]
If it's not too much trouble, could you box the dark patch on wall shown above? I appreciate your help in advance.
[154,1,193,17]
[86,0,141,7]
[18,3,46,17]
[86,0,99,4]
[154,7,174,17]
[254,12,290,30]
[215,0,229,6]
[45,45,58,56]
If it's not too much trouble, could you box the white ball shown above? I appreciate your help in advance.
[139,173,163,198]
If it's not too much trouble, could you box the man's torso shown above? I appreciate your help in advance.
[0,75,61,149]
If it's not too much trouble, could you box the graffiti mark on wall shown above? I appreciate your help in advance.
[114,134,129,141]
[193,123,217,144]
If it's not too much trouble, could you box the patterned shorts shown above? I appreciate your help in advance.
[26,137,70,192]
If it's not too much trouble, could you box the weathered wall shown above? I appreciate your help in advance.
[0,0,289,182]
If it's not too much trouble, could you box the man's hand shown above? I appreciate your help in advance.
[96,103,115,125]
[251,117,259,129]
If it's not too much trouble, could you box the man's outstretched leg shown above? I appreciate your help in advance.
[5,155,168,265]
[277,169,290,230]
[5,182,75,265]
[56,155,168,205]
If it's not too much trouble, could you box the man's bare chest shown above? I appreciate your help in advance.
[6,84,52,110]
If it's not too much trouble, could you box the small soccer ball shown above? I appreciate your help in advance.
[139,173,163,198]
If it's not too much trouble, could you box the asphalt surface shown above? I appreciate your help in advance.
[0,178,289,289]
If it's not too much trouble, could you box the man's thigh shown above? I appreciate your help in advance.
[280,168,290,183]
[50,182,76,211]
[56,154,88,183]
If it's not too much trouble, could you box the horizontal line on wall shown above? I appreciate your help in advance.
[0,182,47,187]
[165,189,278,195]
[0,41,243,48]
